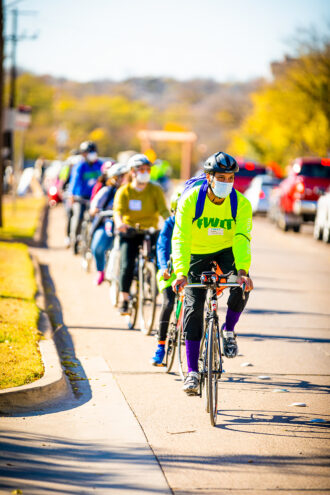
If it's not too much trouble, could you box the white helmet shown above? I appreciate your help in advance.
[127,153,151,170]
[107,162,129,178]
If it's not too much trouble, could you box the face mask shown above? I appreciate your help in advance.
[211,179,233,198]
[86,152,98,163]
[136,171,150,184]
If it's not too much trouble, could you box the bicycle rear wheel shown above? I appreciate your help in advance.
[126,278,139,330]
[139,260,157,335]
[207,319,220,426]
[177,318,188,381]
[105,241,121,307]
[164,316,178,373]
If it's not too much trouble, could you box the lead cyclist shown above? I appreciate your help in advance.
[172,151,254,395]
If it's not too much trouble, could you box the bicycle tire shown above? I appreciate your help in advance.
[207,319,219,426]
[139,260,157,335]
[198,332,209,411]
[126,278,139,330]
[164,316,177,373]
[81,250,92,272]
[177,318,188,381]
[79,219,89,259]
[109,279,120,307]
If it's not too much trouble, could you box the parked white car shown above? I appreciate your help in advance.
[314,191,330,243]
[244,175,281,214]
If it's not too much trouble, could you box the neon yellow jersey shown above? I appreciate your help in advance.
[172,186,252,276]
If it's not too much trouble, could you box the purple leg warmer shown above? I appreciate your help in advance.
[225,308,242,332]
[186,340,200,373]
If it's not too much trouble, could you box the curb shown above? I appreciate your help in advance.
[33,201,48,247]
[0,254,70,414]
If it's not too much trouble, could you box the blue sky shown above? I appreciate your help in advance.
[4,0,330,82]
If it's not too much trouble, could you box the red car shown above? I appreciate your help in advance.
[274,157,330,232]
[234,159,267,193]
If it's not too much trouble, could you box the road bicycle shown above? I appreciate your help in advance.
[185,268,245,426]
[125,227,159,335]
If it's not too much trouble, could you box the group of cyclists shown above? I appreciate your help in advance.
[60,141,254,396]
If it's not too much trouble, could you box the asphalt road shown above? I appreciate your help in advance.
[1,206,330,495]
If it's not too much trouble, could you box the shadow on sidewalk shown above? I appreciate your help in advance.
[244,308,330,318]
[224,374,330,395]
[0,430,165,494]
[158,448,330,473]
[238,332,330,344]
[16,263,94,417]
[215,409,330,439]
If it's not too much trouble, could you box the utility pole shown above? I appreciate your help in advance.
[0,5,37,217]
[6,8,17,165]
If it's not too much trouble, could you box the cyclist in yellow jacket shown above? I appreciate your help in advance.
[113,153,170,315]
[172,151,253,395]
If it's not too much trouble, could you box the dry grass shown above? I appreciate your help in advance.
[0,242,43,389]
[0,196,45,240]
[0,242,36,299]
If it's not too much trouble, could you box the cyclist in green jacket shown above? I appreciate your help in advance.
[172,151,254,395]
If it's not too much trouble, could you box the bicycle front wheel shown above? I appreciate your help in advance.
[199,332,208,411]
[207,319,220,426]
[139,260,157,335]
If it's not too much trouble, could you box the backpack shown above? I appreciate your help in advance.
[181,173,238,223]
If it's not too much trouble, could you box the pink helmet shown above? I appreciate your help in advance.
[101,158,116,174]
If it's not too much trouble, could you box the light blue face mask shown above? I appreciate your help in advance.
[211,179,233,198]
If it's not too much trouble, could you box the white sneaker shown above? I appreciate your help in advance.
[183,371,199,395]
[221,325,238,358]
[64,236,71,248]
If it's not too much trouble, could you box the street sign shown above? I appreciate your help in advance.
[4,106,32,131]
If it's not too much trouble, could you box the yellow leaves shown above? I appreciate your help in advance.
[56,97,77,114]
[216,110,236,126]
[230,43,330,168]
[89,127,107,142]
[164,122,187,132]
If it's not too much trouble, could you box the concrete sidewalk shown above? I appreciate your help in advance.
[1,355,171,494]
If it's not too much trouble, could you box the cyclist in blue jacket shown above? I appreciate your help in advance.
[68,141,103,253]
[150,189,182,365]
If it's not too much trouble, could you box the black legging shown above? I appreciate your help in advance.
[183,247,250,340]
[158,285,175,341]
[119,232,158,293]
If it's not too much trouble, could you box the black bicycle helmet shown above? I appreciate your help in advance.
[79,141,98,154]
[127,153,151,169]
[203,151,239,174]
